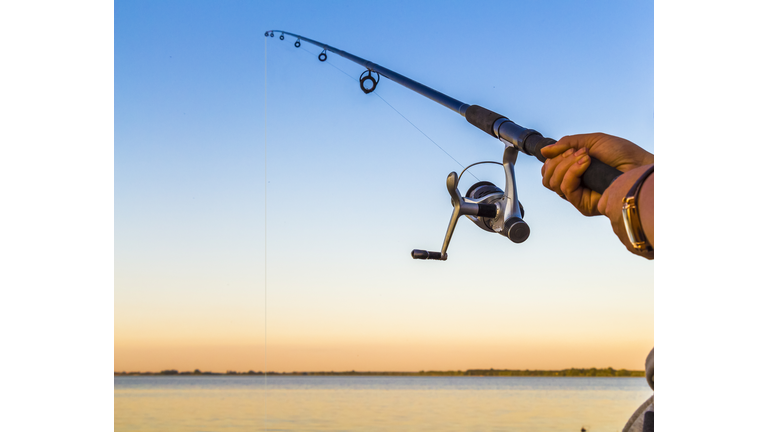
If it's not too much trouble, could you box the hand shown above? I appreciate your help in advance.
[540,133,654,216]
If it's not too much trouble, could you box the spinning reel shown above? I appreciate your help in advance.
[411,146,529,261]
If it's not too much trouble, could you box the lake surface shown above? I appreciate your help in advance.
[115,376,652,432]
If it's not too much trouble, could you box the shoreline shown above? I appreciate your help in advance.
[115,368,645,377]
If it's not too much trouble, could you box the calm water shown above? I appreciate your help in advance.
[115,376,652,432]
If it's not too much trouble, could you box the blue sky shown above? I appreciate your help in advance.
[114,0,653,372]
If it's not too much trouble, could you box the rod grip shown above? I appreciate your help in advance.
[465,105,622,194]
[465,105,506,137]
[524,134,621,194]
[411,250,445,260]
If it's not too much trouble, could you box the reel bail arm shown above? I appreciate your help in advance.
[500,147,529,243]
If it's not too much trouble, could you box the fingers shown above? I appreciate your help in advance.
[542,147,602,216]
[541,148,575,195]
[551,147,588,196]
[597,187,611,216]
[561,151,591,200]
[540,134,589,159]
[541,136,578,158]
[561,152,601,215]
[540,141,572,158]
[542,147,586,196]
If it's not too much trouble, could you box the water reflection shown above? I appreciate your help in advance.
[115,376,651,432]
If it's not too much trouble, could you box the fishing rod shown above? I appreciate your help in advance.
[265,30,623,261]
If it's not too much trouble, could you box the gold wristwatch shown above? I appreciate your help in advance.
[622,165,654,252]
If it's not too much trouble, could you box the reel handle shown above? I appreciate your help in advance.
[412,172,498,261]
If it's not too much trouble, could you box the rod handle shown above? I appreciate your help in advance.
[524,135,620,194]
[465,105,622,194]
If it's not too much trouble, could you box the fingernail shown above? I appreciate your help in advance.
[575,147,587,156]
[562,148,574,157]
[577,155,589,165]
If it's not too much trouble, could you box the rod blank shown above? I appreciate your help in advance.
[265,31,623,192]
[267,30,469,115]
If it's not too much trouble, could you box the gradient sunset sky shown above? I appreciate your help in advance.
[115,0,653,372]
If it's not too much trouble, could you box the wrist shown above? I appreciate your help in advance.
[621,166,654,253]
[600,164,652,217]
[599,164,655,257]
[642,154,655,166]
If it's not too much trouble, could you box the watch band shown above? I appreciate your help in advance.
[621,165,654,252]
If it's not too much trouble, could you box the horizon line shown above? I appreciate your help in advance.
[115,367,645,377]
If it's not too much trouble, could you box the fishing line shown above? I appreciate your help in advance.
[263,35,268,431]
[371,92,480,182]
[298,46,479,181]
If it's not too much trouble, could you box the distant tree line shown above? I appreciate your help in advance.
[460,367,642,377]
[116,369,263,376]
[115,367,643,377]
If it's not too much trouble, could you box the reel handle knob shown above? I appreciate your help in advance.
[411,250,446,260]
[411,249,448,261]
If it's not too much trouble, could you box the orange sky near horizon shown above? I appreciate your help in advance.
[114,337,654,373]
[115,283,653,372]
[115,273,653,372]
[115,255,653,372]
